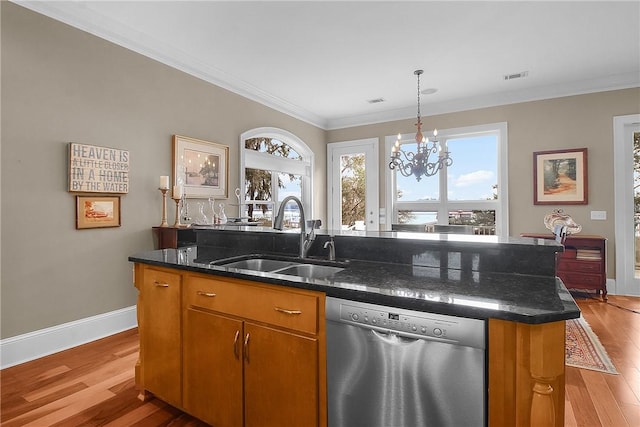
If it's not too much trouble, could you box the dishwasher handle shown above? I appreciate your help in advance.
[370,328,424,344]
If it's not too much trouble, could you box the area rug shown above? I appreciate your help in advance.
[565,316,618,374]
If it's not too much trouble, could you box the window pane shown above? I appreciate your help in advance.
[341,154,366,229]
[447,135,498,201]
[449,210,496,235]
[397,210,438,225]
[277,173,302,202]
[245,168,272,202]
[245,137,301,160]
[244,168,273,226]
[396,142,440,201]
[244,203,273,227]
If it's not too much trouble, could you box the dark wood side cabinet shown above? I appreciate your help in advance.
[521,233,607,301]
[152,227,196,249]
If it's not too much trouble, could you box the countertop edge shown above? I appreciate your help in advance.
[128,254,580,324]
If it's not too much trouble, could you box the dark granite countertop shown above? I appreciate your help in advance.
[129,238,580,324]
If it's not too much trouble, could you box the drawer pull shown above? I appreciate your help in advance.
[243,333,250,361]
[154,281,169,288]
[233,330,240,359]
[196,291,217,297]
[275,307,302,315]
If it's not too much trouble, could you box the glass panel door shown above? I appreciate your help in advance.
[328,139,379,231]
[614,114,640,296]
[634,131,640,278]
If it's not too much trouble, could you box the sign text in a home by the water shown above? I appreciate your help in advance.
[68,143,129,193]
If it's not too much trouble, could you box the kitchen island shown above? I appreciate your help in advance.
[129,227,579,427]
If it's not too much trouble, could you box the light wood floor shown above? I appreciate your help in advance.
[1,294,639,426]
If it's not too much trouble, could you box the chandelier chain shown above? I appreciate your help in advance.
[416,70,422,121]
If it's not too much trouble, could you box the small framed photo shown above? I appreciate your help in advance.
[172,135,229,199]
[533,148,588,205]
[76,196,121,229]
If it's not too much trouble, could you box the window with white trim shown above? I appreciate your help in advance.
[386,123,508,235]
[239,128,314,228]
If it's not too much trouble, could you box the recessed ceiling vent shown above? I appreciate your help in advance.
[367,98,385,104]
[504,71,529,81]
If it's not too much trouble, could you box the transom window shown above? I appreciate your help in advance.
[240,128,313,228]
[386,123,508,235]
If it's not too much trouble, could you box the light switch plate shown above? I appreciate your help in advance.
[590,211,607,220]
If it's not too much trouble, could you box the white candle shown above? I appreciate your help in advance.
[173,185,183,199]
[160,175,169,190]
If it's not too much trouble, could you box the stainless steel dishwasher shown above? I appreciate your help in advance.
[326,297,486,427]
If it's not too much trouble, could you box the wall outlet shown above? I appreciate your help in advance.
[590,210,607,220]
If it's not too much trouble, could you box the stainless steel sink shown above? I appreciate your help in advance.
[212,254,346,279]
[219,258,299,272]
[275,264,344,279]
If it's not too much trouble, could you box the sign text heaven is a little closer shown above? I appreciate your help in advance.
[69,143,129,193]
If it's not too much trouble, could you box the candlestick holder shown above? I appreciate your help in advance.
[158,188,169,227]
[172,196,183,228]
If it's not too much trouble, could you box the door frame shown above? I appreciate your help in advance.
[327,138,379,231]
[613,114,640,296]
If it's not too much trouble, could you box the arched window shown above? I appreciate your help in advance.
[239,127,314,228]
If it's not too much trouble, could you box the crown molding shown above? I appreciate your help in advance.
[326,72,640,130]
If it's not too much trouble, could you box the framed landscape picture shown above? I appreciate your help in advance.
[76,196,121,229]
[533,148,588,205]
[172,135,229,199]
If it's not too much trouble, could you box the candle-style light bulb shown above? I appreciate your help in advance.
[433,129,438,137]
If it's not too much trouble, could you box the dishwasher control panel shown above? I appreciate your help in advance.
[326,297,485,349]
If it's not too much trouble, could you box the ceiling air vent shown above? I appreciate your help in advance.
[504,71,529,81]
[367,98,385,104]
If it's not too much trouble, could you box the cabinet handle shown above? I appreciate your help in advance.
[233,330,240,359]
[196,291,217,297]
[274,307,302,315]
[243,333,250,361]
[154,281,169,288]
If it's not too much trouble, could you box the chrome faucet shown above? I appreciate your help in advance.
[324,236,336,261]
[273,196,316,258]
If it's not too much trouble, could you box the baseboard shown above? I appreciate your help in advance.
[0,306,137,369]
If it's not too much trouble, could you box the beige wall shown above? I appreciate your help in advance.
[0,3,326,338]
[328,88,640,280]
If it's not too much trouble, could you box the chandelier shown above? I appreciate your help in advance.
[389,70,452,181]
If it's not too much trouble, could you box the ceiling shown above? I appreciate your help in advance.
[15,1,640,130]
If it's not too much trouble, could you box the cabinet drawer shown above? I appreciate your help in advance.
[558,271,604,288]
[185,275,319,335]
[144,267,182,287]
[558,259,603,273]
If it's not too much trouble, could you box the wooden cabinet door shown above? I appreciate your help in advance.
[243,322,319,427]
[140,267,182,407]
[183,308,244,427]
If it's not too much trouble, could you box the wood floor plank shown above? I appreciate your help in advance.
[619,402,640,427]
[579,369,630,427]
[102,399,171,427]
[3,371,131,427]
[565,366,601,426]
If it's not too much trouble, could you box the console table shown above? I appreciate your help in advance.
[521,233,607,301]
[152,227,196,249]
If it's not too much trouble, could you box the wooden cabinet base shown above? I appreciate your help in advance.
[488,319,566,426]
[134,264,326,427]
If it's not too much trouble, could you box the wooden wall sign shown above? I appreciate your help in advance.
[69,143,129,193]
